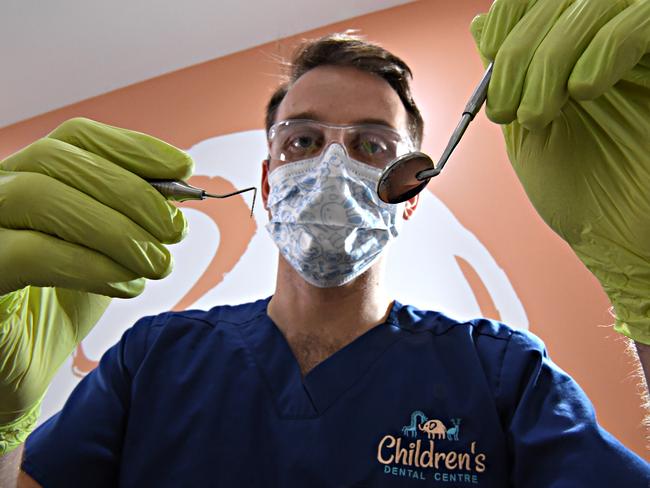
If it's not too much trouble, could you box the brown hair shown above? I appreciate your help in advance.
[265,32,424,149]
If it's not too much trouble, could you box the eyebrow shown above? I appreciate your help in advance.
[284,111,397,130]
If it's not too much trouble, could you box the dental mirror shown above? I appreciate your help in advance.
[377,62,494,204]
[376,151,437,204]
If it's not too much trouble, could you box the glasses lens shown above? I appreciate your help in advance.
[377,152,435,204]
[269,120,325,163]
[347,126,410,169]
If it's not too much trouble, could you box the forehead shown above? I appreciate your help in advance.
[275,65,408,131]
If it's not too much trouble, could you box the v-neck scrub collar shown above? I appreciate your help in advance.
[237,297,405,418]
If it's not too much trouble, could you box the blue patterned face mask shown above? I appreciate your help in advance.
[266,143,404,288]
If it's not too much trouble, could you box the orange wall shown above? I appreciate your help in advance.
[0,0,646,459]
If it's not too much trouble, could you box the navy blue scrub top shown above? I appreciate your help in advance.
[23,298,649,487]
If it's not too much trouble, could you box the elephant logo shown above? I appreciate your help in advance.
[418,419,447,440]
[400,411,463,442]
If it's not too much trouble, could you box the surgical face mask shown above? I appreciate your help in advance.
[265,143,405,288]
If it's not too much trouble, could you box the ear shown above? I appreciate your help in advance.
[402,193,420,221]
[261,158,271,210]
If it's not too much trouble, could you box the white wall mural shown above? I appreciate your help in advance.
[40,129,528,423]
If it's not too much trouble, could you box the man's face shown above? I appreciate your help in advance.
[262,64,417,218]
[261,64,419,284]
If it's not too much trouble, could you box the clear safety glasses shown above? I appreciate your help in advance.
[267,119,415,170]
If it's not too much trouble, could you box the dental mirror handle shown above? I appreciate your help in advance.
[416,62,493,180]
[464,62,493,118]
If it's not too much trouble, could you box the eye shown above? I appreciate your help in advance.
[352,132,397,161]
[358,138,386,156]
[283,130,323,157]
[290,135,317,151]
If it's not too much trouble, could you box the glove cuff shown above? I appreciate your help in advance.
[573,245,650,345]
[613,317,650,345]
[0,400,42,455]
[606,282,650,344]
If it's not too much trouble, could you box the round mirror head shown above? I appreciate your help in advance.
[376,151,437,204]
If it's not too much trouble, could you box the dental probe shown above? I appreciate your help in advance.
[149,179,257,216]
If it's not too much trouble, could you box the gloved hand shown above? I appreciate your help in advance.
[0,118,193,454]
[470,0,650,344]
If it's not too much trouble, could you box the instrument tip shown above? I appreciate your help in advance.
[204,186,257,218]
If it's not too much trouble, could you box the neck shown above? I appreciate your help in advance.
[268,256,393,374]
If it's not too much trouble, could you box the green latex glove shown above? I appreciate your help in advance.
[0,118,193,454]
[470,0,650,343]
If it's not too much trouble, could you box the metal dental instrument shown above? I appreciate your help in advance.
[419,62,493,180]
[149,180,257,216]
[376,62,494,204]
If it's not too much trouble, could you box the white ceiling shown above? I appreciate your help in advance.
[0,0,413,128]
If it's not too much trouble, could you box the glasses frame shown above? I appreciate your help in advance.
[267,118,416,167]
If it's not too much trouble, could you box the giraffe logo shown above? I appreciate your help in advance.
[446,418,462,441]
[401,410,428,438]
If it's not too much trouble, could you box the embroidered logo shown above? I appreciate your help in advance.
[377,410,486,484]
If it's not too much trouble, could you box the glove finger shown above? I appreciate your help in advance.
[0,228,145,298]
[518,0,628,130]
[485,0,574,123]
[570,0,650,100]
[0,170,172,280]
[47,117,194,180]
[469,14,492,68]
[479,0,540,60]
[2,138,187,244]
